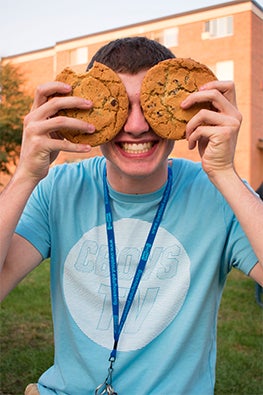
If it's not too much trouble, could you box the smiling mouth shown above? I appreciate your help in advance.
[119,142,156,154]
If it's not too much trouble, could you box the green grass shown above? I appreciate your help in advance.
[215,271,263,395]
[0,263,262,395]
[0,261,53,395]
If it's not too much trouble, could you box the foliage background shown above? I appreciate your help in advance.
[0,63,32,175]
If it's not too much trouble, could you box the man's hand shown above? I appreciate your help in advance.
[17,81,96,184]
[181,80,242,179]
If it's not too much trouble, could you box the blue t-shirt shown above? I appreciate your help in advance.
[16,157,257,395]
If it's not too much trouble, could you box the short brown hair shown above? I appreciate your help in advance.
[87,36,175,74]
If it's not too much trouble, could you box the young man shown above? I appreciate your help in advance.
[0,37,262,395]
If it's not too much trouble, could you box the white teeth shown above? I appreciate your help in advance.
[121,142,153,154]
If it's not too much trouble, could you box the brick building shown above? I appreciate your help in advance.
[1,0,263,189]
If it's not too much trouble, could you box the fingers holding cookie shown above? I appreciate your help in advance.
[53,62,129,146]
[183,80,242,148]
[183,85,241,174]
[25,92,96,149]
[199,80,238,108]
[30,93,93,123]
[29,80,97,143]
[30,81,72,111]
[19,85,96,182]
[181,83,241,121]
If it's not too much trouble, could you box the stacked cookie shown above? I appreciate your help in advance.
[54,62,129,146]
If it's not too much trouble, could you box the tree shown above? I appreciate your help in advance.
[0,63,32,175]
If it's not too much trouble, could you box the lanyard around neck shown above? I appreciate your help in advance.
[103,165,173,362]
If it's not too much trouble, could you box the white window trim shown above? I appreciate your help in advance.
[202,16,233,40]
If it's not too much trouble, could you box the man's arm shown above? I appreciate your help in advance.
[0,172,43,300]
[0,81,95,300]
[0,234,43,301]
[182,80,263,284]
[210,168,263,285]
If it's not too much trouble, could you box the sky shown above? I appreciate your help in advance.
[1,0,262,58]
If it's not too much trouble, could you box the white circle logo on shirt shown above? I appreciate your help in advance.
[63,218,190,351]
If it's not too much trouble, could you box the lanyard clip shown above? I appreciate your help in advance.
[95,383,117,395]
[95,359,117,395]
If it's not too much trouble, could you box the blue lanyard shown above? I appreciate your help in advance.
[103,165,173,362]
[96,165,173,394]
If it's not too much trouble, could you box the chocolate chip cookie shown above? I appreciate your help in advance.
[54,62,129,146]
[140,58,217,140]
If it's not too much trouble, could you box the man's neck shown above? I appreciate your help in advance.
[105,161,171,194]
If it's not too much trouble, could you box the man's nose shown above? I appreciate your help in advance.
[123,105,150,135]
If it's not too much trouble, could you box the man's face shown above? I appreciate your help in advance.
[100,70,174,193]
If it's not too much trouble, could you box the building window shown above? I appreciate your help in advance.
[70,47,88,65]
[202,16,233,39]
[215,60,234,80]
[162,27,179,47]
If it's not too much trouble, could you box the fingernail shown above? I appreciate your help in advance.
[84,99,92,105]
[199,85,207,90]
[63,84,72,90]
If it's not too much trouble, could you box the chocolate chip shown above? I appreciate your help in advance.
[111,99,118,106]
